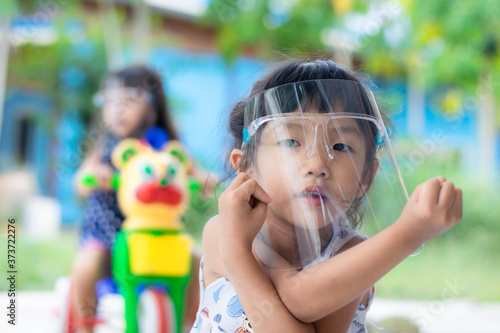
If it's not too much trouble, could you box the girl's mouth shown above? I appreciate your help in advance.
[300,186,328,206]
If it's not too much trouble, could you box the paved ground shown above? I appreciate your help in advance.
[367,298,500,333]
[1,291,500,332]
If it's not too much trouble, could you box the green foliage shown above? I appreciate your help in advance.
[182,187,222,244]
[360,0,500,95]
[203,0,500,101]
[204,0,349,63]
[0,2,20,16]
[6,3,108,127]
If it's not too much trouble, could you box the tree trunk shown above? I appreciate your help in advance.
[98,0,124,70]
[132,0,150,63]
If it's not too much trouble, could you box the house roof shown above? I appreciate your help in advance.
[145,0,209,19]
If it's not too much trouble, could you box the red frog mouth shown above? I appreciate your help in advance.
[135,181,183,206]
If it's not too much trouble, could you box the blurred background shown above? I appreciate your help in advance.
[0,0,499,331]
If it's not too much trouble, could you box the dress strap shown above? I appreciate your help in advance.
[198,257,205,291]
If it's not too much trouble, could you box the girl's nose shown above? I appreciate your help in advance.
[305,157,330,178]
[304,124,332,178]
[304,143,331,179]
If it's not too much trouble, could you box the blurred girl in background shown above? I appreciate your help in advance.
[72,65,205,333]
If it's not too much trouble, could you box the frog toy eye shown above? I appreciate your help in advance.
[140,162,156,180]
[167,165,177,177]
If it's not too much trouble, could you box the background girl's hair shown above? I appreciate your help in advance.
[222,58,390,228]
[107,65,179,140]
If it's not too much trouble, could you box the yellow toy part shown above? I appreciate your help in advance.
[128,233,193,276]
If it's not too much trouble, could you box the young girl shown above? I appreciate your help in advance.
[71,65,203,332]
[190,59,462,332]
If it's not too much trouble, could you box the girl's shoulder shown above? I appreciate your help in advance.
[202,215,220,248]
[202,215,228,287]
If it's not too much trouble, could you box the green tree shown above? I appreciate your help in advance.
[358,0,500,180]
[204,0,500,180]
[1,1,107,128]
[203,0,370,63]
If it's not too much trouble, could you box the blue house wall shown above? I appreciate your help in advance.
[0,90,53,194]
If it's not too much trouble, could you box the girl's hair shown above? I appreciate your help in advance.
[225,59,388,228]
[107,65,179,140]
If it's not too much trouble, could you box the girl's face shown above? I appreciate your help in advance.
[249,112,376,230]
[102,87,154,138]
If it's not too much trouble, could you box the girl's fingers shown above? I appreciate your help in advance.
[435,175,446,184]
[238,178,272,204]
[411,183,423,203]
[252,198,269,217]
[450,188,463,221]
[420,177,443,204]
[227,172,250,191]
[438,182,455,208]
[98,165,113,189]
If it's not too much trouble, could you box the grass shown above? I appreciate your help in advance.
[0,228,79,291]
[374,232,500,302]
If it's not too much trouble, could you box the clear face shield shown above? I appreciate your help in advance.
[94,77,154,137]
[93,78,152,107]
[241,79,412,270]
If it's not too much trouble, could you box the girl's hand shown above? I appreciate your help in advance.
[218,173,272,259]
[78,163,115,192]
[398,176,462,245]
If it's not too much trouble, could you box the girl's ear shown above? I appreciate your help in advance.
[356,158,379,197]
[230,149,243,173]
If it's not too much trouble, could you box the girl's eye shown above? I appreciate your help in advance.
[332,143,351,151]
[279,139,300,147]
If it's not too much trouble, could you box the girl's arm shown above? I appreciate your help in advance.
[202,215,316,333]
[312,293,367,333]
[268,176,462,323]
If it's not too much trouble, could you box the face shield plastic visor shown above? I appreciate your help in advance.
[241,79,412,270]
[93,77,152,108]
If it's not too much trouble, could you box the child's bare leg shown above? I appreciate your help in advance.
[71,248,110,333]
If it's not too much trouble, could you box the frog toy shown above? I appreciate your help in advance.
[111,130,195,333]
